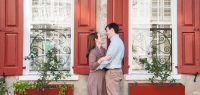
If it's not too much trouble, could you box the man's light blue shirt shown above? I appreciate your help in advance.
[96,35,124,70]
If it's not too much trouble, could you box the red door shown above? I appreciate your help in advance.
[178,0,200,74]
[107,0,129,74]
[0,0,23,75]
[73,0,96,74]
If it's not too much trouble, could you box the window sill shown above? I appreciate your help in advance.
[124,74,181,80]
[19,74,79,80]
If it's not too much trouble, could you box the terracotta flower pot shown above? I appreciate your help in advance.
[16,84,73,95]
[129,83,185,95]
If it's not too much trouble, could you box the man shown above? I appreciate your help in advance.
[96,22,124,95]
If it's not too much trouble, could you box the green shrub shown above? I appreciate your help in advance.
[0,77,9,95]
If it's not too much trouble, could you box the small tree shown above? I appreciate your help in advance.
[24,48,71,90]
[13,48,72,95]
[133,30,176,86]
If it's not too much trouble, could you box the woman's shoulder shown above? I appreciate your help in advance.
[90,48,97,55]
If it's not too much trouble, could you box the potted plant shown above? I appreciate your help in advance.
[12,48,73,95]
[129,56,185,95]
[129,30,185,95]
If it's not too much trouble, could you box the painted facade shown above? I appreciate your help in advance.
[0,0,200,95]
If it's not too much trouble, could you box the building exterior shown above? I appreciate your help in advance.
[0,0,200,95]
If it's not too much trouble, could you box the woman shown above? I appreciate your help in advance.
[86,32,110,95]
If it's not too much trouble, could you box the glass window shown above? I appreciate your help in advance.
[28,0,72,73]
[131,0,172,72]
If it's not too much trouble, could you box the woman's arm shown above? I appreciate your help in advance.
[88,53,100,70]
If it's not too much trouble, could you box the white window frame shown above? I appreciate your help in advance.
[125,0,181,80]
[19,0,78,80]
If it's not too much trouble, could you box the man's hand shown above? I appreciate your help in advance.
[101,55,111,61]
[98,55,111,64]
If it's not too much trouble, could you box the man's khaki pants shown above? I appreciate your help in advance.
[105,69,123,95]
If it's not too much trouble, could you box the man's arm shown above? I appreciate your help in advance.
[96,40,119,70]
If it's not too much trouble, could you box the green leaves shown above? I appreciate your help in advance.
[58,84,73,95]
[24,52,38,61]
[12,81,31,95]
[0,78,9,95]
[139,57,175,85]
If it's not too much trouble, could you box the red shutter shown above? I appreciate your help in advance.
[73,0,96,74]
[0,0,23,75]
[178,0,200,74]
[107,0,129,74]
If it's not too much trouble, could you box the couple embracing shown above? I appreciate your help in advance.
[86,23,124,95]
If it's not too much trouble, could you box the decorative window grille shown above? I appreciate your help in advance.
[29,0,72,72]
[131,0,172,71]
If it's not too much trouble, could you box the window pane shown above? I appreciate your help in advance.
[132,0,151,24]
[151,8,158,22]
[132,0,171,24]
[32,0,71,22]
[164,0,171,7]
